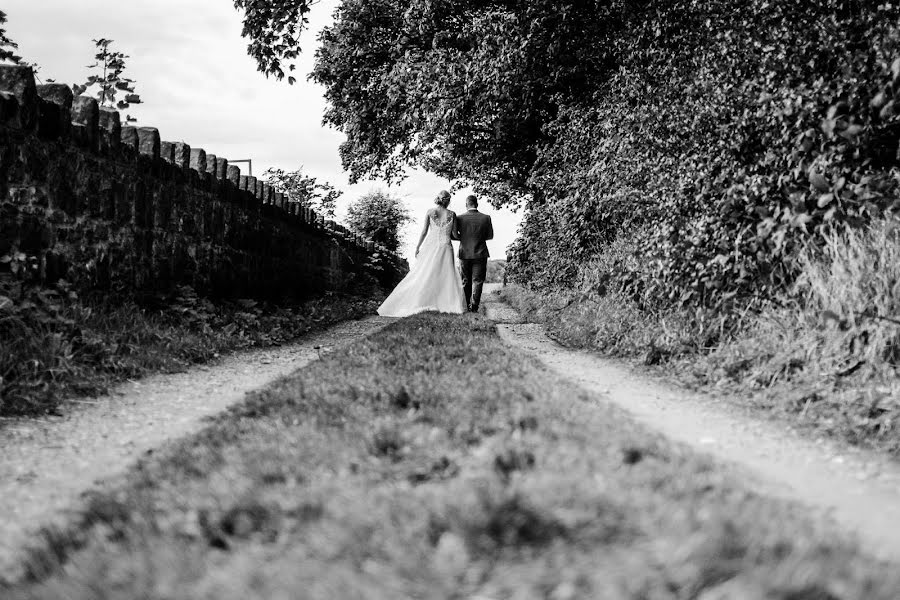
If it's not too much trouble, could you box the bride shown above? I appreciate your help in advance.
[377,191,467,317]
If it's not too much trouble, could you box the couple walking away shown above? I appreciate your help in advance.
[378,191,494,318]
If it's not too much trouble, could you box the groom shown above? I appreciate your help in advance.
[454,194,494,313]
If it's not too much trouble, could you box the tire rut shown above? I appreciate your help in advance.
[484,287,900,563]
[0,316,391,581]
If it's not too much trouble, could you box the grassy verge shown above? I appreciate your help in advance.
[5,313,898,598]
[503,221,900,457]
[0,278,381,417]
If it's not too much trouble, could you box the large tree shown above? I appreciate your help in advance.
[233,0,616,207]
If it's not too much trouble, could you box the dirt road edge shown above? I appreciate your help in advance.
[485,290,900,563]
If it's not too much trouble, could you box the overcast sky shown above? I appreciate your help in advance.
[5,0,521,260]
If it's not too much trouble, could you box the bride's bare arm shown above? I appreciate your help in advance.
[449,211,460,240]
[415,210,432,256]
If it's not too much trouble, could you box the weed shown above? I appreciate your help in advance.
[0,275,380,416]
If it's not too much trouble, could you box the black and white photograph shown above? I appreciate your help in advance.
[1,0,900,597]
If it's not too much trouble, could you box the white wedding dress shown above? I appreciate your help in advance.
[377,213,467,317]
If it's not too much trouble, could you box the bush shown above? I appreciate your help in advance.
[509,1,900,312]
[345,189,411,253]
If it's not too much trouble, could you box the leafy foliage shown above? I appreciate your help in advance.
[345,189,411,253]
[237,0,900,313]
[503,219,900,456]
[508,0,900,312]
[234,0,614,203]
[0,10,22,64]
[311,0,616,203]
[73,39,142,122]
[232,0,313,84]
[262,166,342,218]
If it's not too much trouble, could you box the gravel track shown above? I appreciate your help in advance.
[483,286,900,563]
[0,316,391,581]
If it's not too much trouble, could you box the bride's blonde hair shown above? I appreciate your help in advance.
[434,190,451,208]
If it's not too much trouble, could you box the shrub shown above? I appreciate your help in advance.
[509,1,900,312]
[345,189,411,253]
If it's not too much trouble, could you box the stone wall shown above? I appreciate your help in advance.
[0,65,407,300]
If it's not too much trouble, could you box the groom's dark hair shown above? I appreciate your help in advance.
[466,195,478,207]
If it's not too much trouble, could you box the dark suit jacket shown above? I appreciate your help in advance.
[455,209,493,259]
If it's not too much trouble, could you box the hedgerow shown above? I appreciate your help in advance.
[509,0,900,311]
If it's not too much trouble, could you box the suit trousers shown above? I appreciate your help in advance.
[459,257,488,310]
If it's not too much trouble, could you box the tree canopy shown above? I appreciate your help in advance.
[234,0,616,207]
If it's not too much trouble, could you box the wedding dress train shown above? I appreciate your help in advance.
[377,213,467,317]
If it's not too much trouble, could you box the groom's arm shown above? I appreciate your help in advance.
[485,216,494,240]
[450,214,461,240]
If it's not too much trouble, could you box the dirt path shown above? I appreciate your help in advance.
[0,315,391,581]
[483,286,900,563]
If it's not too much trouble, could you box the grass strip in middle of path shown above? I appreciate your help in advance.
[9,313,900,599]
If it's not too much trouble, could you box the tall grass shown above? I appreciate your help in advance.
[798,220,900,366]
[503,219,900,454]
[0,287,381,417]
